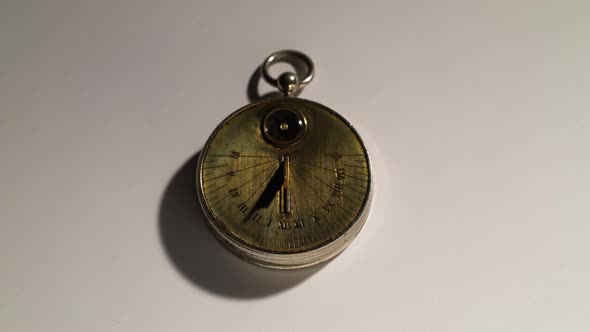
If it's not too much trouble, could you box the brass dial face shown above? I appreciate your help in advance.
[197,98,371,265]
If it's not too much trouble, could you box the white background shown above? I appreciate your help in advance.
[1,1,589,331]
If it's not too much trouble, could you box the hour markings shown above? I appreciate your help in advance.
[208,154,276,158]
[276,217,305,229]
[321,153,364,157]
[291,160,369,183]
[237,202,249,213]
[331,152,342,161]
[353,182,367,190]
[322,200,336,212]
[250,212,262,223]
[331,182,344,197]
[209,162,278,206]
[295,218,305,228]
[232,159,277,173]
[201,164,228,170]
[341,192,359,205]
[290,164,361,228]
[289,166,330,209]
[343,183,365,195]
[203,159,278,182]
[312,213,320,223]
[290,164,350,230]
[348,173,369,182]
[203,183,227,193]
[291,165,344,215]
[278,220,290,229]
[206,152,367,248]
[343,163,366,169]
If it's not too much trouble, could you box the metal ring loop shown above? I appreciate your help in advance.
[261,50,315,88]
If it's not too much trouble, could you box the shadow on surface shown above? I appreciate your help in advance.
[159,152,323,299]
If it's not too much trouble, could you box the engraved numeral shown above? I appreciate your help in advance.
[331,182,343,197]
[331,152,342,161]
[278,220,290,229]
[322,200,336,212]
[336,168,346,180]
[230,151,240,159]
[312,213,320,223]
[251,212,262,223]
[266,218,273,227]
[237,202,249,213]
[295,218,305,228]
[228,188,240,197]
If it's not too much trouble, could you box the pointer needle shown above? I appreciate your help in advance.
[280,155,291,215]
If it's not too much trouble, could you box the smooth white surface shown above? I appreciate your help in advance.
[2,1,589,331]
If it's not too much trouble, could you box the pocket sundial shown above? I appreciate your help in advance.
[196,50,372,269]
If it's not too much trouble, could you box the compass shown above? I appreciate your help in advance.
[196,50,372,269]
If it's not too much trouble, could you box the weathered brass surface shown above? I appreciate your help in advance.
[197,98,371,257]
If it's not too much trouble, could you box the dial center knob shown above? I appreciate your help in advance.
[262,108,306,147]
